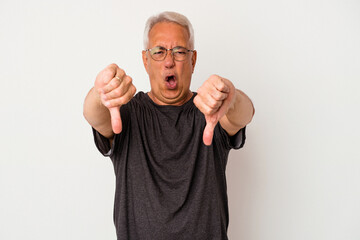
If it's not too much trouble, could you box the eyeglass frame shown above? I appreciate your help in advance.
[145,46,195,61]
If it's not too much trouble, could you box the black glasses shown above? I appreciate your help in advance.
[145,46,195,61]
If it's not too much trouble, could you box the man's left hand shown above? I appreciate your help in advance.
[194,75,236,146]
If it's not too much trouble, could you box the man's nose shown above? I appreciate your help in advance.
[164,51,175,68]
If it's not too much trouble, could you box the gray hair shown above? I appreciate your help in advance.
[143,11,195,50]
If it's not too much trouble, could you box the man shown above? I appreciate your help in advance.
[84,11,254,240]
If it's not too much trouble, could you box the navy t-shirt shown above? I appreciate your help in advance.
[93,91,246,240]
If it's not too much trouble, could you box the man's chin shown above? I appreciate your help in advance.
[160,90,193,106]
[149,89,191,106]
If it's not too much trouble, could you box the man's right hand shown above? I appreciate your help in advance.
[95,63,136,134]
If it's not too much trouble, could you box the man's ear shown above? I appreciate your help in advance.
[142,50,149,73]
[191,50,197,73]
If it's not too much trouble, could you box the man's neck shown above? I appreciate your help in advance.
[147,90,193,106]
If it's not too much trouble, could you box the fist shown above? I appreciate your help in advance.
[194,75,235,145]
[95,63,136,134]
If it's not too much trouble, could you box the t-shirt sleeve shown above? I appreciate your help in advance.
[218,125,246,150]
[92,127,112,157]
[91,103,130,157]
[229,126,246,149]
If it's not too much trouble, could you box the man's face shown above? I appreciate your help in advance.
[142,22,197,106]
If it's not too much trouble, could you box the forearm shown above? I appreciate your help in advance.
[83,87,114,138]
[220,89,254,135]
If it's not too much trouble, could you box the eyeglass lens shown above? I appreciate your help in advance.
[150,46,189,61]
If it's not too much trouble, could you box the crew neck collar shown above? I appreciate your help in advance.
[144,91,196,108]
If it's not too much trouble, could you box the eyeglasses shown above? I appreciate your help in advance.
[145,46,195,61]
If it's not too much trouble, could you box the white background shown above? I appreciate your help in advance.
[1,0,359,239]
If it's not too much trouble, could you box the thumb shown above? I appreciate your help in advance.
[109,107,122,134]
[203,115,218,146]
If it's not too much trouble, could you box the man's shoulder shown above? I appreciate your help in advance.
[127,91,149,106]
[121,91,157,117]
[133,91,147,101]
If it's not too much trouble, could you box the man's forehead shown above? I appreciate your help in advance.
[148,22,190,45]
[150,22,188,33]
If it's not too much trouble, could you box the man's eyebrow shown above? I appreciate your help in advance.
[152,45,186,49]
[151,45,166,49]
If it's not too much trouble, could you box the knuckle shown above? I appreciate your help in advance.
[112,98,125,107]
[105,91,114,99]
[112,98,123,106]
[214,91,226,100]
[117,68,125,77]
[202,105,212,115]
[110,80,119,88]
[113,88,122,96]
[212,91,221,100]
[204,109,213,115]
[218,83,227,92]
[218,80,226,88]
[104,66,115,76]
[118,94,131,105]
[197,87,206,96]
[124,75,132,85]
[108,99,117,108]
[208,100,218,109]
[210,74,218,79]
[209,74,220,82]
[104,100,112,108]
[108,63,118,68]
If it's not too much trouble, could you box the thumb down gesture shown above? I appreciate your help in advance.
[194,75,236,146]
[95,64,136,134]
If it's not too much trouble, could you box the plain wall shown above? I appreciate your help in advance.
[1,0,359,239]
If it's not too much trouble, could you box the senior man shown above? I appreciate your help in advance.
[84,11,254,240]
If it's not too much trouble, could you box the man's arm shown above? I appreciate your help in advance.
[194,75,254,145]
[219,88,254,136]
[83,63,136,139]
[83,87,113,138]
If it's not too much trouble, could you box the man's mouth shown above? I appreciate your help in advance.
[165,75,177,89]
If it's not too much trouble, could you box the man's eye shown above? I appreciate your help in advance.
[152,47,166,54]
[153,51,163,55]
[175,51,186,55]
[174,48,187,55]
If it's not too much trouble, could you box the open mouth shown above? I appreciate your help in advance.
[165,75,177,89]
